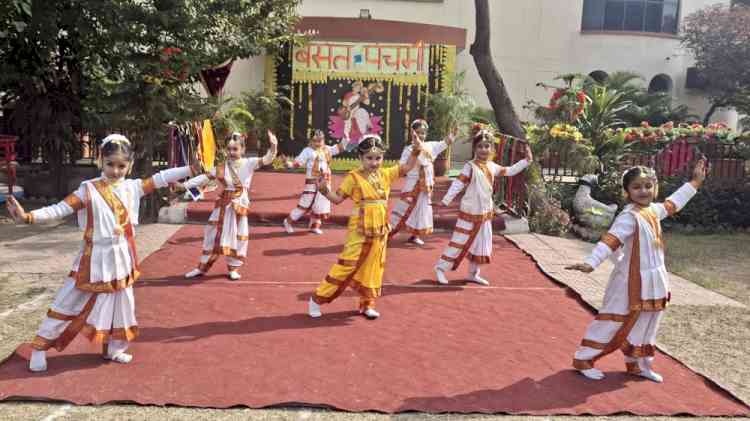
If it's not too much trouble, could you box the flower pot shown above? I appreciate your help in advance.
[434,156,449,177]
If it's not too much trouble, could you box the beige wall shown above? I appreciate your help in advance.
[223,0,736,159]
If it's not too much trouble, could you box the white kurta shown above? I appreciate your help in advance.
[31,166,193,352]
[436,159,528,272]
[389,141,448,237]
[288,144,344,225]
[183,153,271,271]
[573,183,697,372]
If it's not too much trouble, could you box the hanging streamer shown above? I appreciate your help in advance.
[200,119,216,170]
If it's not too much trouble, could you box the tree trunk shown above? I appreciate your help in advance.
[470,0,525,139]
[49,146,66,198]
[143,130,159,223]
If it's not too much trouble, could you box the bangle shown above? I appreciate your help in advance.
[24,213,34,225]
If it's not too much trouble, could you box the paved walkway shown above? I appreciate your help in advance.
[505,233,745,309]
[0,221,183,322]
[0,222,182,276]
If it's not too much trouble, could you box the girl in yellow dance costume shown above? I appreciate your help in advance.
[307,132,425,319]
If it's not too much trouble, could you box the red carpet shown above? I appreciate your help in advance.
[186,171,506,231]
[0,225,747,415]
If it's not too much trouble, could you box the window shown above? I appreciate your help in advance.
[582,0,680,34]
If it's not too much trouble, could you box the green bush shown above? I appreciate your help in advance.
[660,177,750,228]
[527,185,571,236]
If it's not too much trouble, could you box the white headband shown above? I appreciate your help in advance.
[101,134,131,147]
[411,119,428,130]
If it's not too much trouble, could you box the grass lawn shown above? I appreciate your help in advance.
[657,231,750,404]
[664,231,750,305]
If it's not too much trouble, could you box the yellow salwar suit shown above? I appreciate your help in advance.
[312,165,402,311]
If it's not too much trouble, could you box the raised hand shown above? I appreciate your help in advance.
[691,158,707,187]
[565,263,594,273]
[411,129,425,152]
[445,126,459,145]
[6,196,27,224]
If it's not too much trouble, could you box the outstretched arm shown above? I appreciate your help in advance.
[285,148,309,170]
[7,186,85,225]
[566,212,635,273]
[499,144,533,177]
[440,163,471,206]
[432,126,458,157]
[181,169,215,190]
[141,165,196,196]
[316,176,346,205]
[656,159,705,220]
[143,151,203,195]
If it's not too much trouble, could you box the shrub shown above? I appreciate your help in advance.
[527,185,571,236]
[660,176,750,228]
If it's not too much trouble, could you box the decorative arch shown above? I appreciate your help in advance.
[648,74,673,94]
[588,70,609,83]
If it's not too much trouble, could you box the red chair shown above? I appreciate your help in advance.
[0,135,18,196]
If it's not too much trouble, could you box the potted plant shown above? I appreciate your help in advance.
[426,72,475,176]
[211,90,291,154]
[238,90,292,153]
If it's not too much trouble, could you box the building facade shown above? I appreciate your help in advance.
[220,0,736,160]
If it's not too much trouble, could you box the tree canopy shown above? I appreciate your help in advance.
[0,0,301,160]
[682,3,750,123]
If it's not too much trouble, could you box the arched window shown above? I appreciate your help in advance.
[582,0,680,34]
[648,74,673,93]
[589,70,609,83]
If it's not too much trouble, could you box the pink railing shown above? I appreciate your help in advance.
[494,136,529,216]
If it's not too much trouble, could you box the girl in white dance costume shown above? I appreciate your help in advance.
[6,134,199,372]
[388,119,456,246]
[567,160,706,382]
[434,125,531,286]
[282,129,348,235]
[183,131,278,281]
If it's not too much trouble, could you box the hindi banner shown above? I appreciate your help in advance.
[292,41,430,84]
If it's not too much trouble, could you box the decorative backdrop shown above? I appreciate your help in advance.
[268,41,456,158]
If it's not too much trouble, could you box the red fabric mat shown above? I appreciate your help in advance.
[186,171,505,231]
[0,226,746,415]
